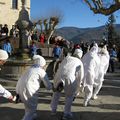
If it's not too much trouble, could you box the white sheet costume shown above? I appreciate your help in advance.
[16,55,52,120]
[0,84,12,99]
[51,49,84,119]
[93,45,110,99]
[0,49,13,100]
[82,44,100,106]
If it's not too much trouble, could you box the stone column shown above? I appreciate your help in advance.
[15,1,33,59]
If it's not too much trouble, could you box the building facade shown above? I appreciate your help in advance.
[0,0,30,31]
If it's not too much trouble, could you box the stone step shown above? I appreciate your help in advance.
[0,78,17,87]
[0,78,53,88]
[0,70,120,88]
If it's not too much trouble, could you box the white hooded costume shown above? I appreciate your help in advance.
[16,55,52,120]
[51,49,84,118]
[0,49,12,99]
[93,45,110,99]
[82,44,100,106]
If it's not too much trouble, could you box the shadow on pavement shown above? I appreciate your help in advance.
[0,107,120,120]
[94,103,120,110]
[99,85,120,97]
[0,107,63,120]
[74,111,120,120]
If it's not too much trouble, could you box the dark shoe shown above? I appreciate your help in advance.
[62,114,73,120]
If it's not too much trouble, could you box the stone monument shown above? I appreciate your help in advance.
[15,0,33,59]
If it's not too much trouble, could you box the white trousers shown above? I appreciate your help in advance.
[84,81,103,102]
[51,92,74,115]
[84,85,93,102]
[93,81,103,97]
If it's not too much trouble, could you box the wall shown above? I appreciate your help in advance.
[0,0,30,31]
[0,58,54,81]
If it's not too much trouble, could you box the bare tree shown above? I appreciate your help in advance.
[83,0,120,15]
[32,9,64,44]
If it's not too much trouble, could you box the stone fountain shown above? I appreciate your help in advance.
[0,1,53,81]
[0,1,32,80]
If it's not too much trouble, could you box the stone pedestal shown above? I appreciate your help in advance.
[0,58,54,81]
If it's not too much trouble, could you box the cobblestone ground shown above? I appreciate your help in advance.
[0,69,120,120]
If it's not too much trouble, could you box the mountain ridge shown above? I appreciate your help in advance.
[55,24,120,43]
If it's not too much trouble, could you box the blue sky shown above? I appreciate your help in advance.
[31,0,120,28]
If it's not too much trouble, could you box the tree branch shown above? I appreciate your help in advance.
[83,0,120,15]
[84,0,93,9]
[91,3,120,15]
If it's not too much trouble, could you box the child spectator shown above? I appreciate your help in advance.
[52,43,62,60]
[2,39,12,57]
[29,41,37,58]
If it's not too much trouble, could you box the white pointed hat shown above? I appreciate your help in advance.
[0,49,8,60]
[73,49,83,59]
[33,55,46,67]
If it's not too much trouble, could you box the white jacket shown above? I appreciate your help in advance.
[0,84,12,98]
[16,65,52,100]
[95,47,110,84]
[82,44,100,87]
[53,55,84,96]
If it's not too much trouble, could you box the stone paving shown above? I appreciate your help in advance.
[0,69,120,120]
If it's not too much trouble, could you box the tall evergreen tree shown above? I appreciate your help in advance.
[106,14,119,48]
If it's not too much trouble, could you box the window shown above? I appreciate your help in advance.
[12,0,18,9]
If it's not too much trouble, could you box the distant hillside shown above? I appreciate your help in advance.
[54,24,120,43]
